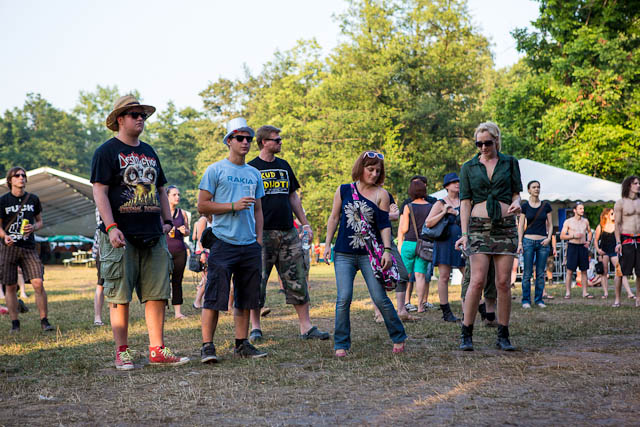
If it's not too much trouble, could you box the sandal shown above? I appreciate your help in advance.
[544,294,555,300]
[392,343,405,354]
[628,295,637,300]
[174,314,187,319]
[564,294,571,299]
[612,302,621,308]
[335,349,347,358]
[583,294,594,299]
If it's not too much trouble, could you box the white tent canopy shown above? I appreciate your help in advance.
[431,158,621,204]
[0,167,96,237]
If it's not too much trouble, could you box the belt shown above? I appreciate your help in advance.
[621,234,640,246]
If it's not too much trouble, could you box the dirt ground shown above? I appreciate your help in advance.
[1,266,639,426]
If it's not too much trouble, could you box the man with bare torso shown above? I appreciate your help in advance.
[614,176,640,307]
[560,203,592,299]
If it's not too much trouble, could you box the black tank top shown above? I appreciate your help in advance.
[599,229,616,254]
[405,202,433,241]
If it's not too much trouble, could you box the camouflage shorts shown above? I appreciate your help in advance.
[260,228,310,307]
[468,216,517,256]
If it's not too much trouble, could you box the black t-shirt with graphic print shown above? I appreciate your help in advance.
[248,156,300,230]
[0,192,42,249]
[90,137,167,239]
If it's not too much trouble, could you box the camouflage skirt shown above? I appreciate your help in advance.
[468,216,517,256]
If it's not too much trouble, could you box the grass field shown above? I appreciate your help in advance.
[1,264,639,426]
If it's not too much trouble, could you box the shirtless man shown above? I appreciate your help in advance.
[560,202,592,299]
[614,176,640,307]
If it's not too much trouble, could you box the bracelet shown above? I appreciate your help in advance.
[231,202,235,213]
[461,232,468,236]
[105,223,117,233]
[384,248,392,253]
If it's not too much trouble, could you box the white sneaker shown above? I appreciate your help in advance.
[536,302,547,308]
[522,303,531,309]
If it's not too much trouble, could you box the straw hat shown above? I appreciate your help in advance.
[105,95,156,131]
[223,117,255,145]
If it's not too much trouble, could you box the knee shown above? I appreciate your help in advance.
[495,279,510,293]
[31,280,44,292]
[336,295,352,309]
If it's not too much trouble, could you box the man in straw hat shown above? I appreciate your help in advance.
[197,117,267,362]
[91,95,189,370]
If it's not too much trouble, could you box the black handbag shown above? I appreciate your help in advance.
[409,204,433,262]
[200,227,217,250]
[422,213,453,241]
[188,251,204,272]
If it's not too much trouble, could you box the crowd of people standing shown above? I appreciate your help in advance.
[2,95,638,368]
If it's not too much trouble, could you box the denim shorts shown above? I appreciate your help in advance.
[99,232,172,304]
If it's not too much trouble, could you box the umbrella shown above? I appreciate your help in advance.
[46,235,94,244]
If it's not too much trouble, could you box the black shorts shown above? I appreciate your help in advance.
[566,243,589,272]
[0,244,43,285]
[203,239,262,311]
[620,243,640,276]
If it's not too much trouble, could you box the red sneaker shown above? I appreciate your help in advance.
[149,346,189,366]
[115,346,135,370]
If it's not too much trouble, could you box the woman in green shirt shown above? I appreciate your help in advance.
[455,121,523,352]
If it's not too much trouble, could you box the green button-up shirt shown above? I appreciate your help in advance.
[459,152,522,221]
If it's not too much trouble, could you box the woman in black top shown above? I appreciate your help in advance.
[595,207,635,302]
[517,181,553,308]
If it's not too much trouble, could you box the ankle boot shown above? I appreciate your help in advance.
[440,303,459,323]
[478,302,487,321]
[496,324,515,351]
[459,324,474,351]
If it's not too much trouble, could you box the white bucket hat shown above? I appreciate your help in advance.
[223,117,255,145]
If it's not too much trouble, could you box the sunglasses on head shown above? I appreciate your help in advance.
[364,151,384,160]
[13,173,26,178]
[124,111,148,120]
[475,140,494,148]
[232,135,253,143]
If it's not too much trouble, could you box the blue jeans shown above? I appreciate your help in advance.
[521,238,550,305]
[333,252,407,350]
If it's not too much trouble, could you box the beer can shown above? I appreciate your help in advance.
[168,227,175,238]
[20,219,29,234]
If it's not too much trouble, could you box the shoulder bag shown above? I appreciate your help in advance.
[421,201,453,241]
[408,203,433,262]
[350,183,399,291]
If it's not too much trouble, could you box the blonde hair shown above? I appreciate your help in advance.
[474,121,502,152]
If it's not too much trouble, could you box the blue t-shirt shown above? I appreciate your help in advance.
[198,158,265,245]
[334,183,391,255]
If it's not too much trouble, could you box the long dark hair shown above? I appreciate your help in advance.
[621,176,639,198]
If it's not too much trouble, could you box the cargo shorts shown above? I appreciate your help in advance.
[260,228,310,307]
[99,232,172,304]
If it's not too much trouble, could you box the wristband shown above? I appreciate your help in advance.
[461,232,468,236]
[231,202,235,213]
[105,223,117,233]
[384,248,392,253]
[617,241,621,245]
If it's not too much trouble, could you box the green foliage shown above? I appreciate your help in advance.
[488,0,640,182]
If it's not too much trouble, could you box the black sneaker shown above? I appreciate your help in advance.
[234,341,267,359]
[249,328,263,344]
[41,318,54,332]
[10,320,20,334]
[300,326,330,340]
[18,299,29,313]
[200,343,218,364]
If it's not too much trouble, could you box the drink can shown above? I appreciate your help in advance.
[169,227,175,238]
[20,219,29,234]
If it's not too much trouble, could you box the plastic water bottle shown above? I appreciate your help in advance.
[302,229,310,250]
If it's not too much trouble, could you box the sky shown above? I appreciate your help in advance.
[0,0,541,114]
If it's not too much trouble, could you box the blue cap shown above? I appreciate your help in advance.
[443,172,460,187]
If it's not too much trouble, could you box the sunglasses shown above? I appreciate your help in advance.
[264,138,282,143]
[232,135,254,143]
[475,140,494,148]
[13,173,26,178]
[364,151,384,160]
[125,112,148,120]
